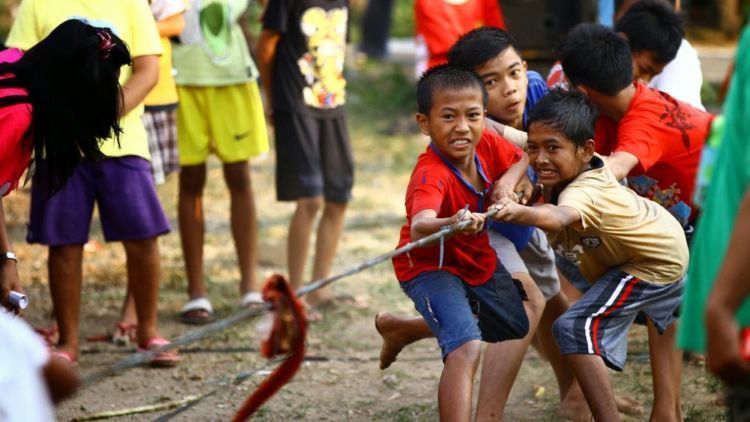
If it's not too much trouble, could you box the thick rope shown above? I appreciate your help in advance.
[80,204,505,388]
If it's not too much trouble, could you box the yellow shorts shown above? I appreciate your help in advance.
[177,82,269,165]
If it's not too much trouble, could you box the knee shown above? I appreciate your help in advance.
[297,197,324,216]
[179,166,206,195]
[552,314,576,346]
[223,163,250,192]
[446,340,482,367]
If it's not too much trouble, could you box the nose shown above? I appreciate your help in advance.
[502,79,517,96]
[455,116,470,133]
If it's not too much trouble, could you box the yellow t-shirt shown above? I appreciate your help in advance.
[551,155,689,285]
[6,0,163,159]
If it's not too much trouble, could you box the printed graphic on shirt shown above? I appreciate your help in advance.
[298,7,347,109]
[660,101,696,149]
[628,175,691,227]
[180,0,233,64]
[555,243,584,266]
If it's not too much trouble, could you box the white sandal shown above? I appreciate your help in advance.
[240,291,264,307]
[180,297,214,325]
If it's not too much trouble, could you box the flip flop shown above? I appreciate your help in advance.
[137,337,180,368]
[240,291,264,307]
[50,350,78,366]
[180,297,214,325]
[111,322,137,346]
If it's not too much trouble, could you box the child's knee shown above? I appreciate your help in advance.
[552,313,576,347]
[445,340,482,366]
[297,197,324,215]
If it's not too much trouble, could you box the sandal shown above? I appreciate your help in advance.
[50,350,78,366]
[240,291,264,307]
[180,297,214,325]
[137,337,180,368]
[111,322,137,346]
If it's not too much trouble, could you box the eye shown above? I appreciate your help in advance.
[510,69,522,78]
[547,145,559,152]
[442,113,455,121]
[526,144,538,153]
[468,112,482,119]
[484,79,497,88]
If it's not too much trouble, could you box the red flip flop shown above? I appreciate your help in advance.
[137,337,180,368]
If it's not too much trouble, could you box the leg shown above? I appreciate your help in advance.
[538,292,591,420]
[287,196,323,291]
[178,164,207,300]
[48,245,84,360]
[476,272,544,421]
[122,237,162,345]
[375,313,433,369]
[223,161,259,296]
[566,353,621,421]
[440,340,481,422]
[308,201,348,305]
[647,320,683,422]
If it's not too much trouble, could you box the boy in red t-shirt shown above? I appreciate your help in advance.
[557,23,712,421]
[393,65,529,421]
[558,23,711,231]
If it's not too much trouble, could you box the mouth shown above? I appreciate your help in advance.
[449,138,472,148]
[506,101,523,112]
[535,167,557,178]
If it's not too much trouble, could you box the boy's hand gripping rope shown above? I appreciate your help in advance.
[79,201,512,419]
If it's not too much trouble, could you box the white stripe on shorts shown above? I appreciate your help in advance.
[584,274,633,354]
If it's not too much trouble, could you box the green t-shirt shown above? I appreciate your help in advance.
[173,0,258,86]
[678,23,750,352]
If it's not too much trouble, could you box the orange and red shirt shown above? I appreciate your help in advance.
[415,0,506,69]
[393,130,522,286]
[594,83,713,226]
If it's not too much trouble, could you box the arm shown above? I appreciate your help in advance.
[120,55,160,116]
[492,201,581,232]
[491,152,529,203]
[0,199,21,312]
[604,150,640,181]
[156,12,185,38]
[410,208,485,241]
[256,29,281,115]
[705,189,750,384]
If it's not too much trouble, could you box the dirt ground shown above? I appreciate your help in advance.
[5,109,728,421]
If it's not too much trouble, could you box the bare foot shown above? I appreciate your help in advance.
[557,389,592,422]
[374,313,409,370]
[615,395,645,416]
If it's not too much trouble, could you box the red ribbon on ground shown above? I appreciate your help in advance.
[232,274,307,421]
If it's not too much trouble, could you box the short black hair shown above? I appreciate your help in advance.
[416,64,488,114]
[557,23,633,96]
[615,0,684,64]
[447,26,519,70]
[527,89,598,146]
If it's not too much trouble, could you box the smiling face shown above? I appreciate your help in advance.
[527,122,594,188]
[631,50,667,83]
[473,47,528,129]
[416,86,486,167]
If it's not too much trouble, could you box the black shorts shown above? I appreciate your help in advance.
[273,111,354,203]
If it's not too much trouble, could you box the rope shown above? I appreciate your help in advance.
[80,203,506,388]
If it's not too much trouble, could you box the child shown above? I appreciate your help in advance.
[678,19,750,420]
[173,0,270,324]
[414,0,505,75]
[7,1,178,366]
[392,65,530,421]
[0,311,80,420]
[558,22,711,234]
[493,89,687,422]
[0,20,130,313]
[257,0,353,315]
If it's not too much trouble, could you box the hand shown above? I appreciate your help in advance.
[514,174,539,205]
[706,303,750,385]
[490,182,519,205]
[1,259,22,315]
[490,198,524,224]
[452,209,486,235]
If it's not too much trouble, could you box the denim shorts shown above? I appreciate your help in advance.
[553,269,684,371]
[400,263,529,360]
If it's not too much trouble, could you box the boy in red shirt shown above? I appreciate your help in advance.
[394,65,529,421]
[559,23,711,231]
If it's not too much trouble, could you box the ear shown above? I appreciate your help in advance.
[579,139,596,162]
[574,84,591,97]
[416,113,430,136]
[522,60,528,71]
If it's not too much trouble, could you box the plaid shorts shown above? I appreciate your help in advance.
[143,105,179,184]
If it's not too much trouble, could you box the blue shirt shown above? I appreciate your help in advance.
[491,70,548,251]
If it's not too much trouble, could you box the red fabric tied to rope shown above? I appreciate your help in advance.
[233,274,307,421]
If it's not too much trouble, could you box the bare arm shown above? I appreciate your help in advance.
[705,189,750,384]
[256,29,281,114]
[604,150,640,181]
[120,55,160,116]
[410,208,485,241]
[157,12,185,38]
[491,153,530,203]
[483,118,527,148]
[492,200,581,232]
[0,199,21,312]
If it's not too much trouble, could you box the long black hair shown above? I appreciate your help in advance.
[0,19,131,193]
